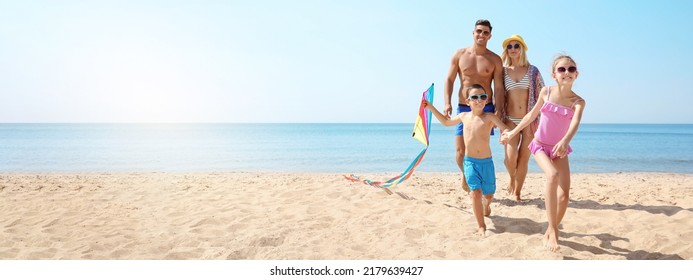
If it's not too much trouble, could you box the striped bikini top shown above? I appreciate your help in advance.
[504,67,530,91]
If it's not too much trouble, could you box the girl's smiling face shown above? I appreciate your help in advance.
[552,58,578,84]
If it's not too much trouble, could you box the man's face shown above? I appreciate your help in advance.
[472,25,491,45]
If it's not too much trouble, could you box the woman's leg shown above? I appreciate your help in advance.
[512,127,534,201]
[503,120,519,195]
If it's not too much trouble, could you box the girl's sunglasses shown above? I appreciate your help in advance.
[506,43,521,50]
[468,94,488,101]
[557,66,577,73]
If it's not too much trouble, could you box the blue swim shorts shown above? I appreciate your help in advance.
[463,156,496,195]
[456,103,496,136]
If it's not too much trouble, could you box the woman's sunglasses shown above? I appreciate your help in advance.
[556,66,577,73]
[468,94,488,101]
[506,43,521,50]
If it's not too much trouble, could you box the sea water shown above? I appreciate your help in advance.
[0,123,691,173]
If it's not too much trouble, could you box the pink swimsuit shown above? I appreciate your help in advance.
[529,87,582,159]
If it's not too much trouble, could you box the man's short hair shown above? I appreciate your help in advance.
[475,19,492,32]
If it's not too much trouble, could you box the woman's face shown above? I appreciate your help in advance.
[506,40,523,58]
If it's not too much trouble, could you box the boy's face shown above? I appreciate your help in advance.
[466,88,488,108]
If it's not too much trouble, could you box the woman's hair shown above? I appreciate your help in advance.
[551,53,577,72]
[501,44,528,67]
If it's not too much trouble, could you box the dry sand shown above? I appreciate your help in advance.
[1,172,691,260]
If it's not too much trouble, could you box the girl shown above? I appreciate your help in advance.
[501,54,586,252]
[500,34,545,201]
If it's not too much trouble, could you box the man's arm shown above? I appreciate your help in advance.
[444,49,462,118]
[492,56,505,120]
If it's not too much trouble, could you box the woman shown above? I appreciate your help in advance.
[500,34,544,201]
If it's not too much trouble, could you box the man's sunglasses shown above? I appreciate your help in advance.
[474,29,490,36]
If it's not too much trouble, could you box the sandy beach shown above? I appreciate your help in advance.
[0,172,691,260]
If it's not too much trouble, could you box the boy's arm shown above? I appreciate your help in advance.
[422,100,462,126]
[485,113,509,132]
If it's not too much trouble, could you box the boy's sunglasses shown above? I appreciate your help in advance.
[506,43,521,50]
[468,94,488,101]
[557,66,577,73]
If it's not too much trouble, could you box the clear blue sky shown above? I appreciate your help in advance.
[1,0,691,123]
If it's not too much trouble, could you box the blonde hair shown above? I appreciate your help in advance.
[501,44,529,67]
[551,53,577,72]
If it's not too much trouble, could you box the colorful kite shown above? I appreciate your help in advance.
[345,83,434,188]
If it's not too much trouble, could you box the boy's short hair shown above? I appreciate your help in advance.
[467,83,486,94]
[475,19,492,32]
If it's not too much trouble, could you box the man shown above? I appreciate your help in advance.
[443,19,505,193]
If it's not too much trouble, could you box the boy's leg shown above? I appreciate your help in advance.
[482,194,493,217]
[455,136,469,193]
[470,189,486,236]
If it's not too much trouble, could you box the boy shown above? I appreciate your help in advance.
[423,83,508,237]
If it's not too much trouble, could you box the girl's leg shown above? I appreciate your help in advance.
[554,156,571,225]
[513,127,534,201]
[503,120,519,195]
[533,152,561,252]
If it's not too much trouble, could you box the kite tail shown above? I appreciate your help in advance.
[345,83,433,189]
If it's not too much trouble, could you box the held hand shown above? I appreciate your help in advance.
[499,129,511,145]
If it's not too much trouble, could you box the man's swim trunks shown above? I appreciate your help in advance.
[463,156,496,195]
[456,103,496,136]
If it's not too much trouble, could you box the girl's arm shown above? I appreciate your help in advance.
[553,98,586,157]
[505,86,547,138]
[422,100,462,126]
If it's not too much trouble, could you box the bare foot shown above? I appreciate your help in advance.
[476,226,486,237]
[482,198,491,217]
[543,230,560,252]
[514,194,522,202]
[507,181,515,195]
